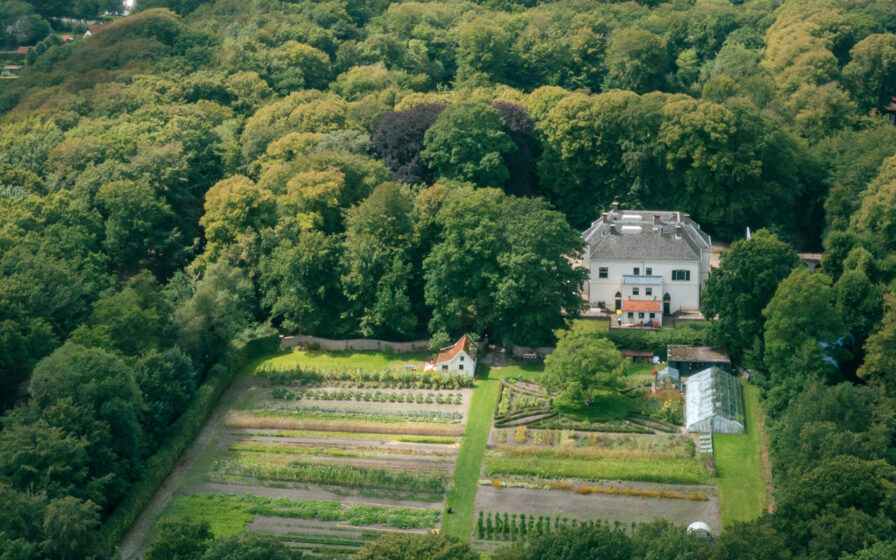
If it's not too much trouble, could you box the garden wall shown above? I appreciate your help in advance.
[281,335,430,353]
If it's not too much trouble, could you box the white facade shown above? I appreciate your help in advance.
[436,350,474,375]
[583,207,711,316]
[426,334,477,377]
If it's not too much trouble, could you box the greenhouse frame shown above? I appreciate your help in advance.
[684,367,746,434]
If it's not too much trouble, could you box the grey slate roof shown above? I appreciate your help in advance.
[583,208,711,262]
[668,345,730,363]
[592,233,701,261]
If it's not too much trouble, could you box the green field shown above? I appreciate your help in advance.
[713,382,768,525]
[484,453,707,485]
[260,349,430,373]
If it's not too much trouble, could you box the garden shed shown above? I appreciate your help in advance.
[668,345,731,375]
[684,367,745,434]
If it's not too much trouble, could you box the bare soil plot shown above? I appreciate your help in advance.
[475,482,721,533]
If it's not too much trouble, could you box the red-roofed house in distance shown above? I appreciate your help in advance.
[620,299,663,327]
[424,334,477,376]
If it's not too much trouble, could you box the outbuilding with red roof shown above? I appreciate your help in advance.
[424,334,477,376]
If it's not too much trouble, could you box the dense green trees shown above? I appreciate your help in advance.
[701,230,801,360]
[352,533,477,560]
[1,0,896,558]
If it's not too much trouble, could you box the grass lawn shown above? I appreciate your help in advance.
[258,349,430,373]
[714,382,768,525]
[168,494,253,537]
[564,319,609,334]
[553,391,632,422]
[442,365,533,540]
[484,454,707,485]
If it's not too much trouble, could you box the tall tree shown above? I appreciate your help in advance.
[762,268,848,415]
[602,28,669,93]
[421,102,515,188]
[700,229,800,361]
[371,103,445,185]
[543,331,624,407]
[424,187,585,347]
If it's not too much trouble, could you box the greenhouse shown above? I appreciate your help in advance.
[684,367,746,434]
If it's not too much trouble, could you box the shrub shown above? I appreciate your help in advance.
[514,426,528,444]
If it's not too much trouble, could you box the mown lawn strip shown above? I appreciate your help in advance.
[714,381,767,525]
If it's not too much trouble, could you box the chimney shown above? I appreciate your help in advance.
[675,223,682,239]
[611,201,619,212]
[603,212,609,223]
[610,224,618,235]
[653,214,661,226]
[682,213,690,224]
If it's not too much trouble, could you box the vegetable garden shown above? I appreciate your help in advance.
[144,349,473,558]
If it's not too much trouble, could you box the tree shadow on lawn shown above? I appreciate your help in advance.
[553,391,632,423]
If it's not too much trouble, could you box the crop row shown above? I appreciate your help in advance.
[259,365,474,390]
[229,443,453,459]
[227,415,465,436]
[527,416,653,433]
[239,430,457,444]
[484,453,707,484]
[254,407,463,424]
[489,444,693,461]
[481,478,708,501]
[476,511,635,541]
[170,493,439,530]
[213,456,448,493]
[272,388,463,405]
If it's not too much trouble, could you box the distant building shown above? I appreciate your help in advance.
[84,22,112,38]
[425,334,477,376]
[582,204,711,320]
[2,65,22,76]
[60,34,74,42]
[667,345,731,375]
[685,367,745,434]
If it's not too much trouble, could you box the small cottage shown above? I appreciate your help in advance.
[426,334,477,376]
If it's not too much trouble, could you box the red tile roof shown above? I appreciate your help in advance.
[434,334,477,364]
[622,300,662,312]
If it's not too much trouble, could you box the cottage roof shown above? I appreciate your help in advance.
[583,208,711,262]
[667,345,730,364]
[622,300,662,312]
[435,334,477,364]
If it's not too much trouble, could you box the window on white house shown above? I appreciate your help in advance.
[442,365,448,371]
[646,288,652,296]
[459,364,464,370]
[633,287,640,295]
[460,356,464,361]
[627,312,634,319]
[672,269,691,281]
[598,267,608,278]
[646,267,652,275]
[638,312,645,319]
[649,313,655,319]
[633,267,640,275]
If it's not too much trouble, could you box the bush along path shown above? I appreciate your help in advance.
[442,366,537,541]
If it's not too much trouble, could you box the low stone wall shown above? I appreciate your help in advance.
[280,335,430,353]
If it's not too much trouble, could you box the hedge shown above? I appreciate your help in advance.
[101,334,281,554]
[603,323,712,359]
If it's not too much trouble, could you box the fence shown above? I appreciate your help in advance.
[280,335,430,353]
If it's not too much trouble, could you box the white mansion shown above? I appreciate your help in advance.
[582,204,711,326]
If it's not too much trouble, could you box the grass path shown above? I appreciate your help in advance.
[713,382,769,525]
[441,365,541,541]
